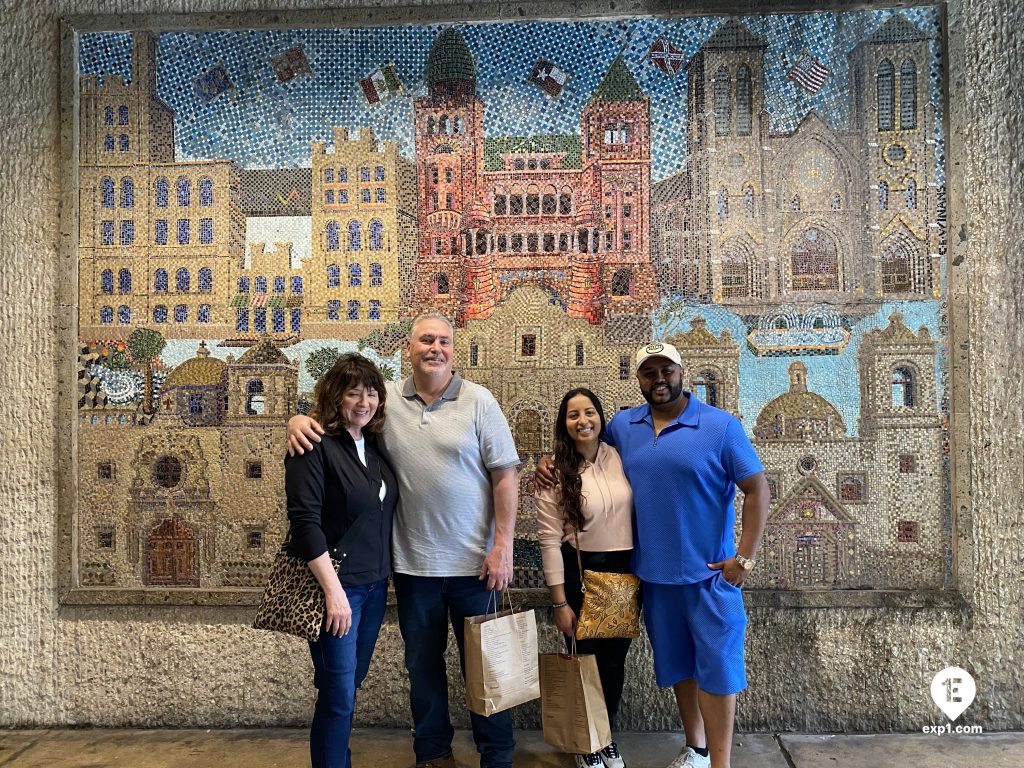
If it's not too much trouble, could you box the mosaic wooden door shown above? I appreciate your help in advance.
[146,516,199,586]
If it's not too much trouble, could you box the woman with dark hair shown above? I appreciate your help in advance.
[285,352,398,768]
[535,388,635,768]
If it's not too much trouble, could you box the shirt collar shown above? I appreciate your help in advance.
[629,392,701,428]
[401,371,464,402]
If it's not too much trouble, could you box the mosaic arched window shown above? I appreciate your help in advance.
[255,275,267,293]
[880,238,913,293]
[291,276,304,294]
[877,60,895,131]
[199,176,214,206]
[177,177,191,207]
[155,177,168,207]
[291,309,301,333]
[891,367,914,408]
[743,186,754,217]
[370,262,382,286]
[118,268,132,293]
[237,276,249,293]
[559,193,572,215]
[120,177,134,208]
[104,135,115,152]
[236,308,249,331]
[610,268,633,296]
[359,166,370,182]
[369,220,383,250]
[515,410,544,455]
[153,305,168,323]
[173,304,187,323]
[716,187,729,218]
[326,221,340,251]
[100,269,114,294]
[878,180,889,210]
[736,65,753,136]
[199,267,212,293]
[368,300,381,321]
[791,195,801,212]
[831,192,842,210]
[254,307,266,333]
[714,66,732,136]
[246,379,265,415]
[433,273,450,295]
[174,215,188,242]
[155,269,168,293]
[176,268,190,293]
[349,263,362,287]
[374,166,385,181]
[900,59,917,129]
[720,248,749,298]
[101,177,115,208]
[273,275,285,293]
[272,308,285,333]
[197,304,211,323]
[338,168,348,183]
[154,219,168,245]
[103,106,113,125]
[326,300,340,320]
[905,178,918,210]
[119,220,134,245]
[327,264,340,287]
[427,116,435,134]
[118,105,129,125]
[791,228,839,291]
[100,306,113,324]
[348,220,361,250]
[117,305,131,324]
[347,300,360,320]
[119,134,129,152]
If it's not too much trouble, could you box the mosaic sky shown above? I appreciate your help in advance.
[79,7,943,181]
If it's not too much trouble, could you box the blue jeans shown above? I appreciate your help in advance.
[394,574,515,768]
[308,577,389,768]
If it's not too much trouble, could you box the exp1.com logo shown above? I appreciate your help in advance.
[922,666,983,735]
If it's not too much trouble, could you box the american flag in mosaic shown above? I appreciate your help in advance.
[786,51,831,94]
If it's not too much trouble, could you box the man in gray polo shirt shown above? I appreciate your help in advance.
[288,314,520,768]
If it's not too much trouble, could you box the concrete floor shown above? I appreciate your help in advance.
[1,728,1022,767]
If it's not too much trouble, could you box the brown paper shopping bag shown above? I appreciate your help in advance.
[539,652,612,754]
[464,600,541,716]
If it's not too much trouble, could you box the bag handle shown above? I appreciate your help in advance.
[484,587,514,617]
[572,526,586,595]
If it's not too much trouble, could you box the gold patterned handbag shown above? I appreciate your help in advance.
[572,529,641,640]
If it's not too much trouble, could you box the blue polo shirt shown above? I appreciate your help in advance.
[604,393,764,585]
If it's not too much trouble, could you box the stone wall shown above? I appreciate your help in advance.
[1,0,1022,731]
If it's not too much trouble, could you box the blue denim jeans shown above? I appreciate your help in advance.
[394,573,515,768]
[308,577,389,768]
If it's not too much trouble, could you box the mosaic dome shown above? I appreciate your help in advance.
[426,29,476,86]
[162,342,225,389]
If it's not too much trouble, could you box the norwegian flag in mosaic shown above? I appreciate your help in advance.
[359,63,403,105]
[787,51,831,94]
[271,45,313,83]
[193,63,234,103]
[648,36,686,77]
[527,59,569,99]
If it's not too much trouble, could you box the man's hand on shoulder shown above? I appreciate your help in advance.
[534,455,557,490]
[287,414,324,456]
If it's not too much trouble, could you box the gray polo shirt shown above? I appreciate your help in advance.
[384,372,520,577]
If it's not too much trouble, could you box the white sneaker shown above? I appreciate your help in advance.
[599,740,625,768]
[667,746,710,768]
[575,752,603,768]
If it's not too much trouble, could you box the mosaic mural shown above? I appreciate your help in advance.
[73,7,949,598]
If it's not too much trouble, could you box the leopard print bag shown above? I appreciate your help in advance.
[252,548,340,642]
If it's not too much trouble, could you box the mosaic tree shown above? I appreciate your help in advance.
[126,328,165,414]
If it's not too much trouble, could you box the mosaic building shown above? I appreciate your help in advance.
[412,30,658,333]
[655,16,940,311]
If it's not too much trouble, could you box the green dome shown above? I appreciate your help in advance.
[426,29,476,85]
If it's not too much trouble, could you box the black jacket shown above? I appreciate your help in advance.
[284,431,398,586]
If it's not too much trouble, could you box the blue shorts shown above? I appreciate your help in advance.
[642,574,748,695]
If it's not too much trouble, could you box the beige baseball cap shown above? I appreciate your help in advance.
[635,341,682,371]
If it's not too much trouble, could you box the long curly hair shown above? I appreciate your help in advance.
[310,353,387,435]
[552,388,606,533]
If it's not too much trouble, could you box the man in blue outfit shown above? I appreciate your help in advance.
[538,341,769,768]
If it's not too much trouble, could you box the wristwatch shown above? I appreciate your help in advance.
[735,554,756,571]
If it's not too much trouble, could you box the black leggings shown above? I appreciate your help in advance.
[560,542,635,728]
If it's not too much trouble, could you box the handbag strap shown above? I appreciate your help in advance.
[572,526,586,594]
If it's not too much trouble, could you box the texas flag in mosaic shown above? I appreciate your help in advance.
[787,51,831,95]
[193,63,234,103]
[527,59,569,99]
[648,36,686,77]
[271,45,313,83]
[359,64,403,105]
